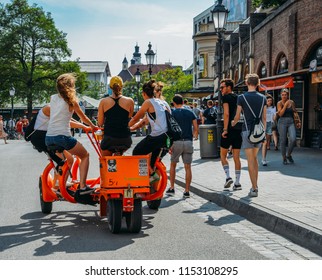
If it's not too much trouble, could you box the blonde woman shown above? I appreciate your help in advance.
[45,73,97,195]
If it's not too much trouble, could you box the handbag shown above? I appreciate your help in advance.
[293,110,301,129]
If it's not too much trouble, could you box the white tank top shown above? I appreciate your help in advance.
[34,107,49,131]
[46,94,73,136]
[147,98,168,137]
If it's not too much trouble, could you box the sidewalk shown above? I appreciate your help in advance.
[162,140,322,256]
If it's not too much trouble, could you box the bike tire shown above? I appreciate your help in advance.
[147,199,161,210]
[108,199,122,234]
[125,199,142,233]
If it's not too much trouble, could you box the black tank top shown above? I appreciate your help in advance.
[103,97,131,138]
[281,107,294,118]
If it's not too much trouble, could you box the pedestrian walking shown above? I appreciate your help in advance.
[0,115,8,144]
[261,94,276,166]
[276,88,300,165]
[220,78,242,191]
[166,94,198,198]
[231,74,267,197]
[15,117,24,140]
[202,100,217,124]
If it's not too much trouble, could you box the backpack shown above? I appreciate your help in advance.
[242,94,265,144]
[24,113,38,141]
[165,109,182,141]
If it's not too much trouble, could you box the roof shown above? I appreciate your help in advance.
[117,69,134,83]
[81,95,101,109]
[128,64,176,76]
[78,61,111,76]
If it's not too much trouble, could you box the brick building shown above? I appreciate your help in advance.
[222,0,322,147]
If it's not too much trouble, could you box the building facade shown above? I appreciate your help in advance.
[221,0,322,146]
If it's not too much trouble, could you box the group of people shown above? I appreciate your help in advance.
[23,71,300,202]
[217,74,300,197]
[0,115,29,143]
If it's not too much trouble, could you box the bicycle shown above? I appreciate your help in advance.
[38,128,168,234]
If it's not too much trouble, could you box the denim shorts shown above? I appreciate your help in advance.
[265,121,272,135]
[45,135,77,151]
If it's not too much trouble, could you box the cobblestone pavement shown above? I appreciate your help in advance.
[161,139,322,256]
[165,187,321,260]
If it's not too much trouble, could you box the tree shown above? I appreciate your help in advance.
[0,0,84,118]
[122,68,193,106]
[252,0,287,8]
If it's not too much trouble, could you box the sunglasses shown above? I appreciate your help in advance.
[220,86,226,89]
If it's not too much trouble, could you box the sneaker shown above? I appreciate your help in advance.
[149,172,160,184]
[286,155,294,163]
[183,191,190,198]
[233,184,242,191]
[283,158,288,165]
[166,188,175,195]
[248,188,258,197]
[262,159,267,166]
[77,185,94,195]
[224,177,233,189]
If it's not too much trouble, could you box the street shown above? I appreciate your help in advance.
[0,136,320,260]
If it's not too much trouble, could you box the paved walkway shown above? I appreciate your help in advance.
[162,140,322,256]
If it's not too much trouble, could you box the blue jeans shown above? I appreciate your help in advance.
[278,117,296,158]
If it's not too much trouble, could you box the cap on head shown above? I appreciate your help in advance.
[109,76,123,90]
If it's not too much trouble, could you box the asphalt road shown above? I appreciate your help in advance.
[0,135,317,261]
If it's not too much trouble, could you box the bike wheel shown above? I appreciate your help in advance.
[125,199,142,233]
[39,176,52,214]
[108,199,122,234]
[147,199,161,210]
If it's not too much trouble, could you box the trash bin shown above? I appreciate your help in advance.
[199,124,218,158]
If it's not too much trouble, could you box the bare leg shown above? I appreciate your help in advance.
[68,141,90,189]
[169,162,177,189]
[183,163,192,192]
[245,148,260,189]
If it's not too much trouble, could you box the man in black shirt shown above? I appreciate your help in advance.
[220,79,242,191]
[166,94,198,198]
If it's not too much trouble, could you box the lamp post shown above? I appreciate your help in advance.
[134,68,142,136]
[9,86,15,120]
[212,0,229,149]
[145,42,155,79]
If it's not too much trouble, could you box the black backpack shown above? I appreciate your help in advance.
[165,110,182,141]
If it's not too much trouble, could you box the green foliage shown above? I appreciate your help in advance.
[83,80,106,99]
[122,68,193,106]
[252,0,287,8]
[0,0,83,117]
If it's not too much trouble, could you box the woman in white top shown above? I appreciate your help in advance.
[45,73,96,195]
[129,80,170,181]
[261,94,276,166]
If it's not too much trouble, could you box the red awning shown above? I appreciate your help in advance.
[259,76,294,91]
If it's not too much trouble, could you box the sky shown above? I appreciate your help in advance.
[2,0,217,75]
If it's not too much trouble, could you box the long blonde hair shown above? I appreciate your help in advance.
[56,73,78,106]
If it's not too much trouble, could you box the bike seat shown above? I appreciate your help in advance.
[47,144,65,153]
[108,145,129,155]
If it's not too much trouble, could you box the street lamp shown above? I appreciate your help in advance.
[145,42,155,78]
[9,86,15,120]
[134,68,142,136]
[212,0,229,149]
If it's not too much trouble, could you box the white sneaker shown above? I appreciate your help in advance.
[262,159,267,166]
[248,188,258,197]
